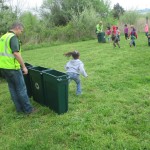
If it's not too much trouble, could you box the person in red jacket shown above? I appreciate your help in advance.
[111,26,120,48]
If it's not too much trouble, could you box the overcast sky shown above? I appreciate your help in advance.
[8,0,150,11]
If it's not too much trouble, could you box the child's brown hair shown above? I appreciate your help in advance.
[64,50,80,59]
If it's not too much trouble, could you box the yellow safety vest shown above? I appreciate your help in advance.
[0,32,21,69]
[96,24,103,34]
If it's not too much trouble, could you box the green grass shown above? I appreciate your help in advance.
[0,34,150,150]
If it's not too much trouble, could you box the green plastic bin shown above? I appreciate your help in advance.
[0,69,5,79]
[23,63,33,98]
[97,32,106,43]
[42,69,69,114]
[29,66,50,105]
[0,69,2,78]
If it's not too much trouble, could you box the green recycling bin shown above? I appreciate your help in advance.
[97,32,106,43]
[43,69,69,114]
[29,66,50,105]
[0,69,2,78]
[0,69,5,79]
[23,63,33,98]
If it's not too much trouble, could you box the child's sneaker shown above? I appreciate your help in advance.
[76,92,82,96]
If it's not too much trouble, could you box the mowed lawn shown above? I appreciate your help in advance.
[0,34,150,150]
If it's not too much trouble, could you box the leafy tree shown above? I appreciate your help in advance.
[0,0,9,10]
[112,3,125,20]
[39,0,111,26]
[19,12,42,43]
[91,0,110,18]
[70,6,98,40]
[0,0,17,34]
[39,0,68,26]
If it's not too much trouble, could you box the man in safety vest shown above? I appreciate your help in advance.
[96,21,103,34]
[0,22,34,114]
[96,21,104,43]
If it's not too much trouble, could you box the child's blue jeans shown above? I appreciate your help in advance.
[67,72,81,95]
[130,39,135,46]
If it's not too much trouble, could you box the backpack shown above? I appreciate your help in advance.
[131,31,135,36]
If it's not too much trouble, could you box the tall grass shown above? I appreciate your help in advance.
[0,33,150,150]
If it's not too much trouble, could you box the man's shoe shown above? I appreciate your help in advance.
[27,108,38,115]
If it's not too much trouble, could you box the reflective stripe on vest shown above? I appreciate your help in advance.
[0,32,21,69]
[0,33,15,58]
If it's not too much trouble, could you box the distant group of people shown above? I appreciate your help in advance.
[96,21,150,48]
[105,24,138,48]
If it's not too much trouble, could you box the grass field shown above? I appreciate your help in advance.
[0,34,150,150]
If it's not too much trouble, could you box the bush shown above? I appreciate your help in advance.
[28,7,100,45]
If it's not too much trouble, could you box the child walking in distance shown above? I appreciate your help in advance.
[124,24,129,40]
[106,27,111,42]
[129,25,137,47]
[111,26,120,48]
[64,51,88,95]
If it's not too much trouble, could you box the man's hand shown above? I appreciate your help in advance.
[13,52,27,74]
[22,67,28,75]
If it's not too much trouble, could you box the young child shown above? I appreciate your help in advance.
[64,51,88,95]
[128,25,137,47]
[111,26,120,48]
[105,27,111,42]
[144,23,149,37]
[124,24,129,40]
[147,33,150,46]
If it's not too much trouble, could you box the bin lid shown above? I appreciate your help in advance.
[43,69,69,82]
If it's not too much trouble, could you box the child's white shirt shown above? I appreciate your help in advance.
[65,59,88,77]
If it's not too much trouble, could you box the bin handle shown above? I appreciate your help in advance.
[57,76,70,82]
[67,76,70,80]
[57,78,62,81]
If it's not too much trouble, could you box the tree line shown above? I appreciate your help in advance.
[0,0,148,47]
